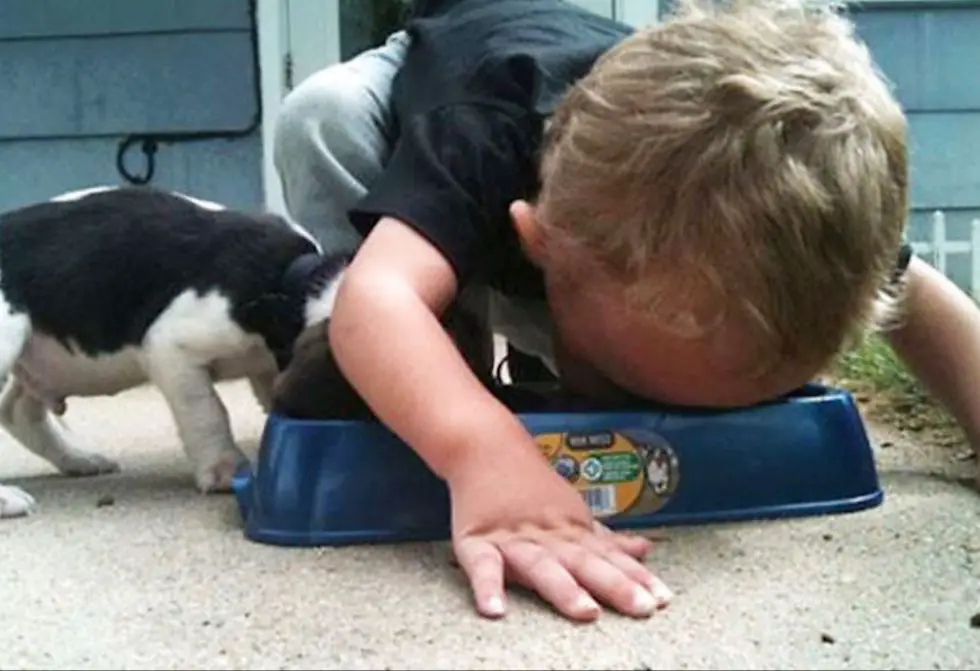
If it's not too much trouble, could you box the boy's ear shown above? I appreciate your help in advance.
[509,199,549,267]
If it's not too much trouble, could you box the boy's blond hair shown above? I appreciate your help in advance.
[538,0,909,376]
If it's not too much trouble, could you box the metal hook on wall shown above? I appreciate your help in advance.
[111,0,263,187]
[115,135,158,185]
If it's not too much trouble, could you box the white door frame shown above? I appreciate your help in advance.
[613,0,660,27]
[256,0,341,216]
[567,0,660,25]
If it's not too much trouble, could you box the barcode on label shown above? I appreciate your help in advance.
[582,485,618,517]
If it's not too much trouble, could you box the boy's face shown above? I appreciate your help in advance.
[546,273,820,408]
[511,201,821,409]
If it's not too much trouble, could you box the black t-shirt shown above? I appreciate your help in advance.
[351,0,629,300]
[350,0,914,301]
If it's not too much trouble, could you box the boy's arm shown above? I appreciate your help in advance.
[884,255,980,472]
[328,216,536,480]
[328,216,668,621]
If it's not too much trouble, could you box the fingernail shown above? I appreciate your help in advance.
[484,595,506,618]
[650,581,674,608]
[632,587,657,616]
[574,593,602,616]
[643,574,666,594]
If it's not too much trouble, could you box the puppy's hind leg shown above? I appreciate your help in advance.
[0,288,30,381]
[0,293,40,519]
[0,377,120,477]
[0,481,35,518]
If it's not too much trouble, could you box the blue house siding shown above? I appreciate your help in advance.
[0,0,263,213]
[851,2,980,289]
[655,0,980,288]
[853,3,980,209]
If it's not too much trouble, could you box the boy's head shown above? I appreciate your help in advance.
[511,0,910,408]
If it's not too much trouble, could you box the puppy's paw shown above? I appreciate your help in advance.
[57,450,121,478]
[0,484,37,519]
[195,448,248,494]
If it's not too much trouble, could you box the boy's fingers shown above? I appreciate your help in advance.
[609,532,655,559]
[454,538,507,619]
[556,542,661,619]
[503,540,602,622]
[602,551,672,608]
[456,529,670,622]
[591,521,655,559]
[589,528,671,607]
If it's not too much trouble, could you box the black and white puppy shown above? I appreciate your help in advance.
[0,185,346,518]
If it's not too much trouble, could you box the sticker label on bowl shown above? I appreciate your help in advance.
[534,429,680,518]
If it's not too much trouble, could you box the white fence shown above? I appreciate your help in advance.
[909,211,980,298]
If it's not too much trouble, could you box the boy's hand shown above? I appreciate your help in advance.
[447,438,673,621]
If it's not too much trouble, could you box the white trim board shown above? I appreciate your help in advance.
[613,0,661,26]
[256,0,341,216]
[256,0,287,216]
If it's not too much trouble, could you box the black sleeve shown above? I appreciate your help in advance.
[349,102,540,285]
[894,240,914,281]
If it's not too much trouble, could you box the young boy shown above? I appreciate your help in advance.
[272,0,980,622]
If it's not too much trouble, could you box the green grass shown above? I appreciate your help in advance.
[831,332,971,450]
[832,333,925,403]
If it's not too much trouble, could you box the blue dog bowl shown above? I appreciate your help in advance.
[232,383,883,547]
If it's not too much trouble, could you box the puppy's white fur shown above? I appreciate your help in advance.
[0,187,341,519]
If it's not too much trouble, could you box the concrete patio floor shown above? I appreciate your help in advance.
[1,380,978,670]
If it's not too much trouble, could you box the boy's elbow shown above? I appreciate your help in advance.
[327,262,419,349]
[327,265,370,351]
[897,256,977,325]
[883,255,980,357]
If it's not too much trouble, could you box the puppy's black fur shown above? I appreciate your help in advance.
[0,186,329,366]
